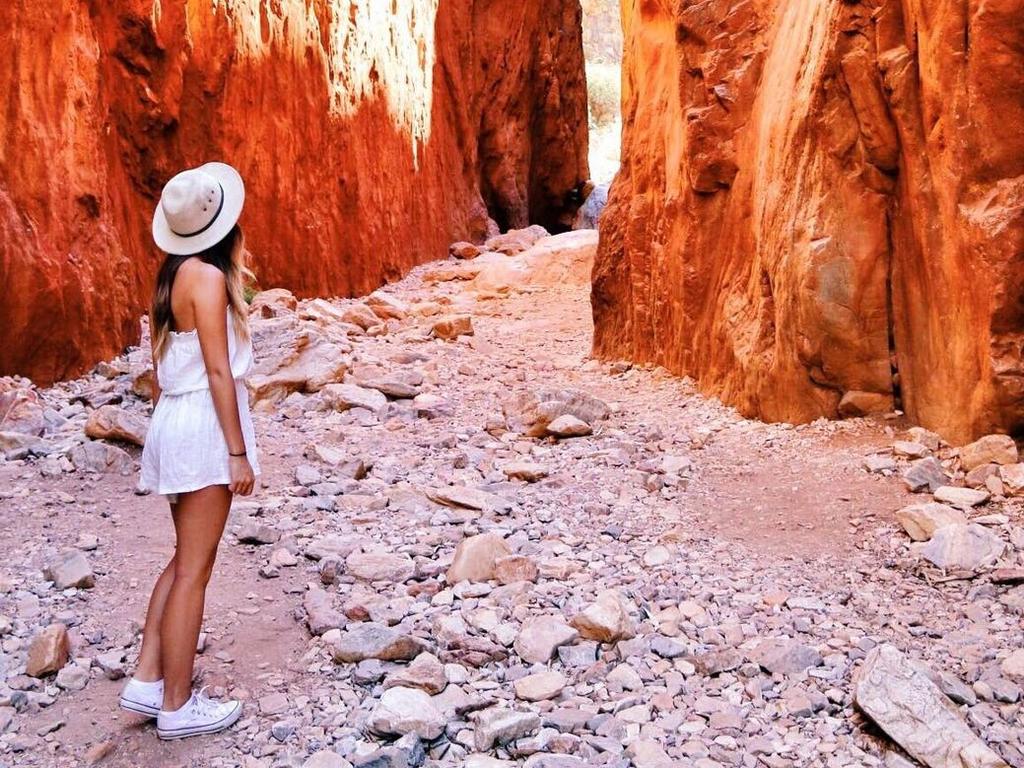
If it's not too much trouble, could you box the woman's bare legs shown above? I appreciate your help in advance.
[159,485,232,711]
[134,521,178,682]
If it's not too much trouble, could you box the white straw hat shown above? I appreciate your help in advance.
[152,162,245,255]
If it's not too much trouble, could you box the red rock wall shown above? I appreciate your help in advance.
[0,0,589,383]
[592,0,1024,443]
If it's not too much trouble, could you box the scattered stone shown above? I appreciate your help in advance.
[895,503,966,542]
[514,670,567,702]
[570,590,635,643]
[474,707,542,751]
[903,457,948,493]
[854,645,1008,768]
[751,638,823,676]
[432,315,474,340]
[428,486,511,513]
[449,242,480,260]
[384,652,447,695]
[68,442,134,475]
[514,617,578,664]
[25,624,70,677]
[998,463,1024,494]
[321,383,387,414]
[960,434,1018,471]
[346,550,416,583]
[501,461,549,482]
[933,486,989,508]
[368,687,445,740]
[55,663,89,691]
[304,751,354,768]
[839,391,892,418]
[1000,649,1024,680]
[546,415,592,438]
[331,623,427,663]
[236,520,281,545]
[259,692,289,716]
[864,454,898,473]
[304,587,344,636]
[893,441,930,459]
[502,388,610,437]
[84,405,148,446]
[341,303,382,331]
[626,739,675,768]
[447,534,511,584]
[43,551,95,589]
[492,555,539,585]
[919,523,1006,570]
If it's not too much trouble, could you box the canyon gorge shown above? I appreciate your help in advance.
[592,0,1024,444]
[0,0,589,384]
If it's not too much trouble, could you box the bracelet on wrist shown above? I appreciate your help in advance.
[229,450,247,457]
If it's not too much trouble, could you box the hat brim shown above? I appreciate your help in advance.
[152,162,246,256]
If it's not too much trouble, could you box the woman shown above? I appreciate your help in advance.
[119,162,260,739]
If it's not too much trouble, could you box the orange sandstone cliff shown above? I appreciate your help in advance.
[0,0,588,383]
[592,0,1024,444]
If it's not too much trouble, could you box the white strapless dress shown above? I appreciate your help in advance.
[140,309,261,498]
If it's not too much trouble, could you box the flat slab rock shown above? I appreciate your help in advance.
[854,644,1009,768]
[918,523,1006,571]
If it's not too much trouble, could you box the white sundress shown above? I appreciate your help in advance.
[140,309,261,499]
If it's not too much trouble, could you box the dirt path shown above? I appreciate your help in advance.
[1,233,1020,768]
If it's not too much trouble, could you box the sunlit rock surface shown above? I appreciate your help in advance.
[592,0,1024,443]
[0,0,588,383]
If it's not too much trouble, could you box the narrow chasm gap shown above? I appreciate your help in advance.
[884,209,903,411]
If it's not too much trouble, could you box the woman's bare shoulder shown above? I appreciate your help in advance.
[176,259,226,309]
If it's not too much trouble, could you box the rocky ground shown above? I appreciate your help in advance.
[0,228,1021,768]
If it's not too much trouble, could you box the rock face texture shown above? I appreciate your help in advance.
[0,0,588,383]
[592,0,1024,443]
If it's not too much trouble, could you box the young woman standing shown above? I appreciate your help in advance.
[119,162,260,739]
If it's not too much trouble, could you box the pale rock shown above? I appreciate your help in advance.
[502,461,549,482]
[893,440,930,459]
[346,550,415,583]
[493,555,539,585]
[447,534,511,584]
[84,405,148,446]
[331,623,427,663]
[514,617,578,663]
[237,520,280,545]
[908,427,942,451]
[303,751,352,768]
[626,739,675,768]
[449,241,480,260]
[69,442,134,475]
[249,288,297,317]
[43,551,95,589]
[321,383,387,414]
[751,638,823,676]
[247,329,349,403]
[428,486,511,513]
[919,523,1006,571]
[305,534,368,561]
[514,670,567,702]
[570,590,636,643]
[998,463,1024,494]
[365,291,409,320]
[933,486,989,508]
[384,652,447,695]
[546,415,592,438]
[864,454,897,474]
[341,303,383,330]
[642,545,671,566]
[1001,649,1024,680]
[903,457,948,493]
[474,707,542,751]
[606,663,644,691]
[304,587,343,636]
[55,662,89,691]
[854,644,1008,768]
[960,434,1018,471]
[895,503,966,542]
[368,687,445,740]
[464,757,514,768]
[502,388,610,437]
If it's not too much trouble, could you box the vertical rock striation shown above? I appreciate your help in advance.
[592,0,1024,443]
[0,0,588,383]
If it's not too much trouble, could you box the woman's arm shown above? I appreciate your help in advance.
[191,266,254,496]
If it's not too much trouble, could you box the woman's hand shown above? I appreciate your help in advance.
[228,455,255,496]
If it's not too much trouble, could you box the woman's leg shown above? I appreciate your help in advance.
[134,546,177,682]
[159,485,232,711]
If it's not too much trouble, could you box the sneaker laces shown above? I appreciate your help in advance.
[191,687,222,717]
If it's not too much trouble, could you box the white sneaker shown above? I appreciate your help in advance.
[157,688,242,740]
[119,677,164,718]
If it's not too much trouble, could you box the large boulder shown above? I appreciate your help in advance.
[503,388,610,438]
[84,405,148,446]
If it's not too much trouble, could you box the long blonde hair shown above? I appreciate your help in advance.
[151,224,253,361]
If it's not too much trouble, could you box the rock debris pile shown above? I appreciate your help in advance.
[0,229,1021,767]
